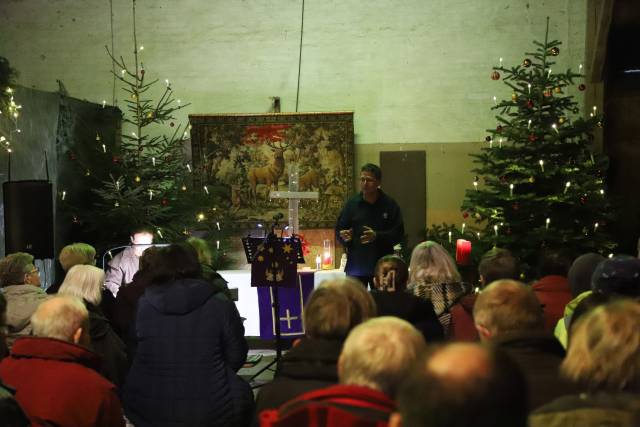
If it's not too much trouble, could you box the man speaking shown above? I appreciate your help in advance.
[336,163,404,288]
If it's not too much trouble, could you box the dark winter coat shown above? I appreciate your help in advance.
[122,278,252,427]
[85,301,128,387]
[255,338,343,416]
[495,332,579,411]
[371,291,444,342]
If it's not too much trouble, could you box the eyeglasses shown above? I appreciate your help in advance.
[26,267,40,275]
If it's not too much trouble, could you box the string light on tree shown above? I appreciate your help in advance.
[546,218,551,230]
[509,183,514,197]
[564,181,571,194]
[539,160,544,172]
[594,222,599,232]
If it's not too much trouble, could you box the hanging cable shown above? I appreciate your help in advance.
[295,0,305,112]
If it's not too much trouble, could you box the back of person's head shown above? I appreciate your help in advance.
[537,248,573,278]
[568,292,614,337]
[473,279,544,339]
[361,163,382,181]
[149,243,202,284]
[478,248,519,286]
[338,317,426,398]
[58,243,96,272]
[305,278,376,340]
[562,299,640,393]
[409,241,461,285]
[591,255,640,298]
[31,296,89,344]
[58,264,104,306]
[373,255,408,291]
[392,343,528,427]
[0,253,34,287]
[138,245,161,272]
[568,252,605,297]
[186,237,213,266]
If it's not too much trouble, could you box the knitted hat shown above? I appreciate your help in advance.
[568,253,605,297]
[591,255,640,297]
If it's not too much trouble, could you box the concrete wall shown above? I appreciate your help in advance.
[0,0,588,225]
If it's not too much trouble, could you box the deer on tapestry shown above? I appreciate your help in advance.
[248,139,291,203]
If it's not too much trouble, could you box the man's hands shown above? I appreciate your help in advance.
[340,226,376,244]
[360,226,376,244]
[339,228,353,242]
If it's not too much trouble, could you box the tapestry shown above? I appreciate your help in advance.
[189,112,354,229]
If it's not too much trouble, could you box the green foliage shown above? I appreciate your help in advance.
[430,19,617,275]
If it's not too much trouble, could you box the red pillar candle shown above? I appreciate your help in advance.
[456,239,472,265]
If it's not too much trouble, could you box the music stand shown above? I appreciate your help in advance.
[242,224,304,383]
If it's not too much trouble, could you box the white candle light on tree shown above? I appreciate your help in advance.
[539,159,544,172]
[564,181,571,194]
[509,183,514,197]
[448,231,452,243]
[546,218,550,229]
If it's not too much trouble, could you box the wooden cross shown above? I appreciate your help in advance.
[269,164,318,235]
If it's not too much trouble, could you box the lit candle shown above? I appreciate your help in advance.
[462,223,466,234]
[593,105,597,114]
[102,100,106,108]
[579,64,583,72]
[216,240,220,250]
[456,239,472,265]
[545,218,550,229]
[61,191,66,201]
[493,96,497,105]
[489,139,493,149]
[499,57,503,67]
[157,229,163,239]
[315,254,321,270]
[499,138,503,148]
[448,231,452,243]
[152,157,156,166]
[552,123,558,133]
[139,45,144,51]
[203,185,209,195]
[527,83,531,94]
[149,190,154,200]
[216,221,221,231]
[590,153,595,164]
[186,164,191,172]
[509,183,514,197]
[548,69,552,77]
[594,222,599,232]
[102,144,106,153]
[539,159,544,172]
[473,181,478,191]
[600,189,605,195]
[493,225,498,236]
[564,181,571,194]
[165,79,170,86]
[528,119,532,129]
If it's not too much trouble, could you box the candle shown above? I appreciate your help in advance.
[489,139,493,149]
[579,64,583,72]
[539,159,544,172]
[149,190,154,200]
[528,119,532,129]
[594,222,599,232]
[152,157,156,166]
[509,183,514,197]
[216,221,221,231]
[473,181,478,191]
[216,240,220,250]
[552,124,558,133]
[546,218,550,229]
[499,57,503,67]
[456,239,472,266]
[527,83,531,94]
[493,225,498,236]
[493,96,497,105]
[448,231,452,243]
[564,181,571,194]
[315,254,321,270]
[203,185,209,195]
[462,223,466,234]
[499,138,503,148]
[62,190,66,201]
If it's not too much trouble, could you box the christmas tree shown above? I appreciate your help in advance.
[63,0,230,267]
[429,18,617,274]
[0,56,20,152]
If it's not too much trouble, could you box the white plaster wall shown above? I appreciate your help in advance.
[1,0,587,145]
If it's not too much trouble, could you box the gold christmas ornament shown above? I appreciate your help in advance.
[528,176,535,183]
[558,116,566,124]
[135,176,141,183]
[554,86,562,93]
[523,58,532,67]
[511,93,518,101]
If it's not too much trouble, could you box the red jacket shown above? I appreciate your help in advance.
[449,293,480,341]
[260,384,395,427]
[0,337,125,427]
[532,275,572,332]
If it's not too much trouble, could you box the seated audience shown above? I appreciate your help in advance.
[449,247,519,341]
[0,252,49,349]
[391,342,528,427]
[370,255,443,341]
[531,249,573,332]
[186,236,232,299]
[473,279,577,410]
[47,242,97,294]
[59,264,128,386]
[255,277,376,415]
[530,300,640,427]
[261,317,426,427]
[407,241,472,336]
[123,243,252,427]
[0,292,29,427]
[0,296,125,427]
[554,252,604,348]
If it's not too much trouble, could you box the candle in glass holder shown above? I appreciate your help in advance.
[322,239,334,269]
[456,239,472,266]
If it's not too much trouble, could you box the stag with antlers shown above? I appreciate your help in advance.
[248,139,291,203]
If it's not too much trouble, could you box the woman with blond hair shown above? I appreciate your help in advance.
[59,264,127,386]
[530,300,640,426]
[407,241,472,336]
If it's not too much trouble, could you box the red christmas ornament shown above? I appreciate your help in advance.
[490,70,501,80]
[112,156,120,164]
[463,212,469,219]
[528,133,537,142]
[543,89,553,97]
[496,125,503,133]
[512,203,519,211]
[499,175,508,184]
[161,198,169,206]
[578,84,586,91]
[527,100,534,108]
[580,196,587,205]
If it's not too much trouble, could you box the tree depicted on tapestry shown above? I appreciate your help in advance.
[190,113,353,229]
[429,18,616,272]
[63,0,230,266]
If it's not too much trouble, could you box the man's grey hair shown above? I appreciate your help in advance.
[31,295,88,342]
[339,316,426,398]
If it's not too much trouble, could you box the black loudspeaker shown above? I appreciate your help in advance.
[3,180,54,259]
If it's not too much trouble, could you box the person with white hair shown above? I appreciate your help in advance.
[261,317,426,426]
[0,296,125,427]
[59,264,127,386]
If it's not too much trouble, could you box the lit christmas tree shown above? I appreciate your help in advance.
[0,56,21,153]
[63,0,230,267]
[429,19,617,273]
